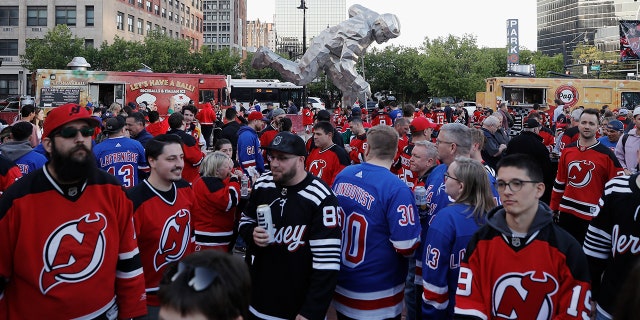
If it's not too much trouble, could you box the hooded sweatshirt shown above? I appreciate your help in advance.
[0,141,47,175]
[453,202,592,319]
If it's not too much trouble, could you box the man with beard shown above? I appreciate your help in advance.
[0,103,147,319]
[238,132,341,320]
[127,134,195,319]
[551,108,624,244]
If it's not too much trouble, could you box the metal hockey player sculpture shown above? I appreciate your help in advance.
[252,4,400,108]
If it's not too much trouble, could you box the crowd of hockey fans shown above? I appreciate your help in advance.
[0,97,639,320]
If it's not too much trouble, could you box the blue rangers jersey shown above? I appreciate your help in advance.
[421,203,485,319]
[416,163,499,285]
[332,163,421,319]
[15,151,47,175]
[93,136,149,188]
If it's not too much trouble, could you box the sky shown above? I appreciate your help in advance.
[247,0,538,51]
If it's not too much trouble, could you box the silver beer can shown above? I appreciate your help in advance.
[414,186,428,212]
[257,204,275,243]
[241,174,249,198]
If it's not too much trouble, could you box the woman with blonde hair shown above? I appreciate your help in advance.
[421,157,496,319]
[192,151,243,252]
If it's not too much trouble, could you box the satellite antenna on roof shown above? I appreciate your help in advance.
[137,63,153,73]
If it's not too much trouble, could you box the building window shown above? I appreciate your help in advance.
[129,0,134,4]
[116,12,124,30]
[27,6,47,27]
[138,0,143,8]
[137,18,143,34]
[154,5,159,15]
[0,75,19,96]
[127,15,134,32]
[0,7,19,26]
[85,39,94,49]
[146,1,152,12]
[0,39,18,56]
[161,27,166,34]
[56,6,77,26]
[169,11,173,21]
[161,8,166,18]
[146,21,151,34]
[86,6,94,27]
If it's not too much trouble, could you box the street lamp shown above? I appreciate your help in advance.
[297,0,308,108]
[297,0,307,54]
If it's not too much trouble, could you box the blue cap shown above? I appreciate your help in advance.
[607,120,624,132]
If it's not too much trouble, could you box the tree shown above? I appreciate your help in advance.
[21,25,86,71]
[197,47,242,76]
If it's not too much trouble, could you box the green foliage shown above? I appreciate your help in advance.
[21,25,86,71]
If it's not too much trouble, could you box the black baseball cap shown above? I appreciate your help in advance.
[263,132,307,156]
[314,109,331,121]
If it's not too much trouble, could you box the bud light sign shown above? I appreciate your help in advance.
[555,85,579,107]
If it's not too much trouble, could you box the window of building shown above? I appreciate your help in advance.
[191,14,194,29]
[85,39,94,49]
[162,27,166,34]
[154,24,159,31]
[162,8,166,18]
[169,11,173,21]
[56,6,77,26]
[146,1,152,12]
[0,75,19,96]
[116,12,124,30]
[154,5,159,15]
[138,0,143,8]
[86,6,94,26]
[137,18,143,34]
[0,39,18,56]
[146,21,151,34]
[129,0,135,5]
[169,0,173,5]
[0,7,19,26]
[127,15,134,32]
[176,0,180,9]
[27,7,47,27]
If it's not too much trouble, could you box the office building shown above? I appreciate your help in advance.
[202,0,246,52]
[537,0,617,57]
[246,20,275,51]
[0,1,204,99]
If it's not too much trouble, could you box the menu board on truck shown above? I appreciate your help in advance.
[39,88,81,107]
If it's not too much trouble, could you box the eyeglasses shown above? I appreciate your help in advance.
[56,126,95,138]
[494,179,540,192]
[169,261,219,292]
[436,140,455,146]
[444,172,461,182]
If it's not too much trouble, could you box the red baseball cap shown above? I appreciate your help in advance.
[410,116,437,133]
[248,111,267,122]
[43,103,101,138]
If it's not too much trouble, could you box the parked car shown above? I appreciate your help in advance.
[0,101,19,112]
[461,101,477,116]
[307,97,325,110]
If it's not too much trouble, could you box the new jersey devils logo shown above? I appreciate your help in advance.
[492,271,558,320]
[40,213,107,294]
[567,160,595,188]
[308,159,327,178]
[154,209,191,271]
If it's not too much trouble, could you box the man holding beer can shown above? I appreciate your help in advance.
[238,132,342,320]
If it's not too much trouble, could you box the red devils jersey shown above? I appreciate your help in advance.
[306,144,350,186]
[371,112,393,127]
[559,126,579,151]
[334,114,348,132]
[431,110,446,131]
[0,156,20,195]
[392,143,418,188]
[0,166,146,319]
[192,176,240,252]
[302,107,314,126]
[348,134,367,164]
[551,141,623,220]
[455,209,591,320]
[128,179,195,306]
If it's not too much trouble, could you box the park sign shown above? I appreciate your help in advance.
[507,19,520,67]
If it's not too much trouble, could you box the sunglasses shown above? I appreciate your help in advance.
[56,126,95,138]
[169,261,219,292]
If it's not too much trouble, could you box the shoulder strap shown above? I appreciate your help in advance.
[622,133,629,149]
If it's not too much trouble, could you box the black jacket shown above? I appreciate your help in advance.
[221,121,242,161]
